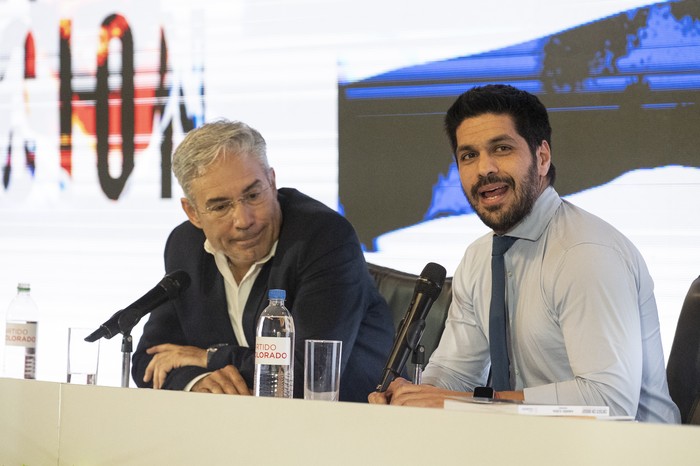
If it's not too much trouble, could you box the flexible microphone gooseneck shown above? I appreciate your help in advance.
[84,270,191,342]
[376,262,446,392]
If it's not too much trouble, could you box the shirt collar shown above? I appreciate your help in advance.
[204,238,278,269]
[506,186,561,243]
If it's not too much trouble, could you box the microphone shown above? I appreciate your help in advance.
[84,270,191,342]
[376,262,446,392]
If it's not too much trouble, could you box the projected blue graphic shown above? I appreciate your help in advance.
[339,0,700,249]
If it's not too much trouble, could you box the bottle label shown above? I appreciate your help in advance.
[254,336,292,365]
[5,321,38,348]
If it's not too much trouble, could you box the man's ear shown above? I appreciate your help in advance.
[537,140,551,177]
[181,198,203,229]
[268,167,277,190]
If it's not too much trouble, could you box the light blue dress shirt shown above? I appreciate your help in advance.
[423,187,680,423]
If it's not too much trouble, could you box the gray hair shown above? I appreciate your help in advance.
[172,119,269,200]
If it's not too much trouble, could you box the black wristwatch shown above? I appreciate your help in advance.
[473,386,495,399]
[206,344,228,366]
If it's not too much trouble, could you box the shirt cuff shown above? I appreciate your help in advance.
[184,372,211,392]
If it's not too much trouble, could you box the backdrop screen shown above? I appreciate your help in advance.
[1,0,698,387]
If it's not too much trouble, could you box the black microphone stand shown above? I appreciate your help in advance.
[411,344,425,385]
[377,317,429,392]
[83,270,191,388]
[84,311,134,388]
[405,319,426,385]
[120,332,133,388]
[117,308,143,388]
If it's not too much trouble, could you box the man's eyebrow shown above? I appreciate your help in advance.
[489,134,518,145]
[456,143,475,153]
[457,134,518,152]
[241,179,264,193]
[204,180,264,205]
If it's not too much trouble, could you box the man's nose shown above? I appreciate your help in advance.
[477,153,498,177]
[229,202,254,228]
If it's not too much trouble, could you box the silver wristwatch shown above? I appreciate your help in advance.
[206,344,227,366]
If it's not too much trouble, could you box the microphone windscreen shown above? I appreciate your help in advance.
[416,262,447,299]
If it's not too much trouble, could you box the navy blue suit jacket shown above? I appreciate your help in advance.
[132,188,395,402]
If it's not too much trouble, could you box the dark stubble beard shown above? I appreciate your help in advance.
[465,156,541,234]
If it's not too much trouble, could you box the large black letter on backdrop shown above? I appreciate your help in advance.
[153,28,198,199]
[156,28,172,199]
[2,31,37,191]
[59,20,73,178]
[96,14,135,201]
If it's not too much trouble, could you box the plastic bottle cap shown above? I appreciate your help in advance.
[17,283,31,292]
[268,289,286,300]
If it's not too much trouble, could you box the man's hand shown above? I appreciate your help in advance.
[191,365,252,395]
[368,377,465,408]
[144,343,207,389]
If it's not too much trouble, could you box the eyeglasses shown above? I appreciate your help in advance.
[201,184,272,219]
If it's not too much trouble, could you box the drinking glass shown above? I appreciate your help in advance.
[304,339,342,401]
[67,327,100,385]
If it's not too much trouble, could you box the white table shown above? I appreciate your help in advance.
[1,378,698,465]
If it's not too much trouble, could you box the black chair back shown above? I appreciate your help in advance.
[666,275,700,424]
[367,263,452,375]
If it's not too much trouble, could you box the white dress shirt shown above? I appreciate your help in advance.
[183,239,277,391]
[423,187,680,423]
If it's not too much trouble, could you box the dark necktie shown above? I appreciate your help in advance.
[489,235,517,391]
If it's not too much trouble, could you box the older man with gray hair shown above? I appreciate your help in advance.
[132,119,394,402]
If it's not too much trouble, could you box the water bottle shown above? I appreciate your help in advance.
[253,289,295,398]
[3,283,39,379]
